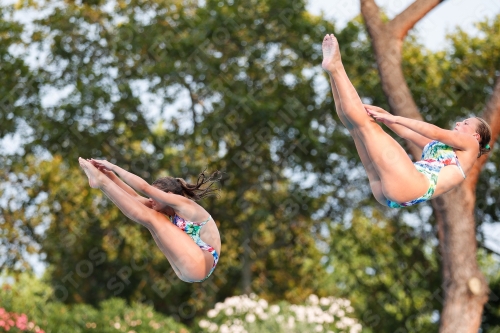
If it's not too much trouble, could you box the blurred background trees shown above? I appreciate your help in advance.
[1,0,499,331]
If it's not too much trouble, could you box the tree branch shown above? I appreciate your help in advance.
[360,0,384,39]
[480,242,500,257]
[466,75,500,185]
[182,82,200,132]
[482,74,500,142]
[388,0,444,41]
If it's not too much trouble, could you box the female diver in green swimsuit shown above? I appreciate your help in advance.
[321,34,492,208]
[78,158,221,282]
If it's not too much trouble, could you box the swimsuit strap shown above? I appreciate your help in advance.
[454,154,466,179]
[197,215,212,226]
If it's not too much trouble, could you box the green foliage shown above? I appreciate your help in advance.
[0,272,189,333]
[0,5,41,272]
[1,0,500,330]
[3,0,341,321]
[321,209,440,332]
[0,6,39,139]
[478,248,500,331]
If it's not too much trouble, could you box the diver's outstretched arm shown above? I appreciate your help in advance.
[96,166,152,207]
[90,159,192,211]
[367,109,479,151]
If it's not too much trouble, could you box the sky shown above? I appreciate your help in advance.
[307,0,500,50]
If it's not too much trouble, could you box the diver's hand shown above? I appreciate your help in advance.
[89,159,116,172]
[365,107,397,125]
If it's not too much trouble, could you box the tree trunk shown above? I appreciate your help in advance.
[242,219,253,294]
[359,0,500,331]
[433,189,488,331]
[435,76,500,332]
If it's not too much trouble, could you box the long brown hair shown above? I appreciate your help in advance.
[152,169,222,201]
[475,117,492,158]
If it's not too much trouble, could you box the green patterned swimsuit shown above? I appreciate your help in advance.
[171,214,219,282]
[387,140,466,208]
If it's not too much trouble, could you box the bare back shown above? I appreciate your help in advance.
[175,201,221,255]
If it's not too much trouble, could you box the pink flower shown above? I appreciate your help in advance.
[0,309,44,332]
[0,308,8,320]
[16,313,28,330]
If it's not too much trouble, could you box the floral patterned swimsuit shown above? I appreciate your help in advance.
[387,140,466,208]
[170,214,219,282]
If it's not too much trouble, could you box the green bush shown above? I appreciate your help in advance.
[0,272,188,333]
[1,273,363,333]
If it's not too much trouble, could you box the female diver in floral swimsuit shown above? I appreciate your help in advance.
[321,34,492,208]
[78,158,221,282]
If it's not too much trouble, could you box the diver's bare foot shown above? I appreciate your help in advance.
[79,157,102,189]
[321,34,341,73]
